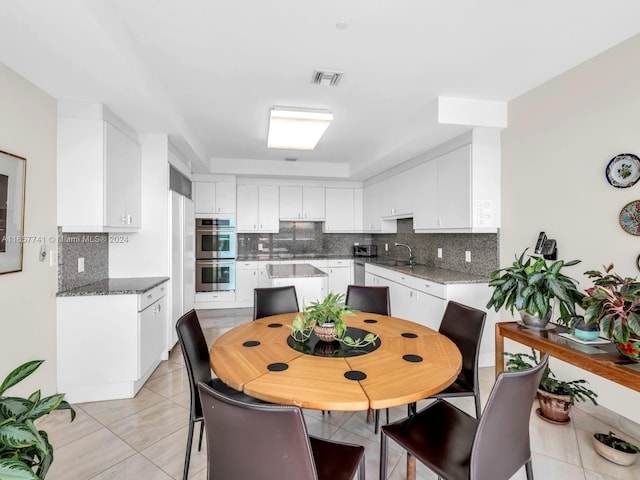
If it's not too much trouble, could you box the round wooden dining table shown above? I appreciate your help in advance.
[209,311,462,412]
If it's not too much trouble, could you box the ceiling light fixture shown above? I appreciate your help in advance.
[267,107,333,150]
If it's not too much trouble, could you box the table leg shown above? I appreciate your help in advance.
[366,407,373,423]
[495,322,505,378]
[406,452,416,480]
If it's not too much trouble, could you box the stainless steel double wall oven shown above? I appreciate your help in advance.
[195,218,236,292]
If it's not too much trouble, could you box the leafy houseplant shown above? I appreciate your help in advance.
[288,292,378,347]
[503,349,597,424]
[486,250,584,328]
[583,264,640,360]
[592,431,639,466]
[0,360,76,479]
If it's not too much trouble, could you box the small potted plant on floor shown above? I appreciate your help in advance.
[592,431,639,466]
[503,349,597,424]
[583,264,640,361]
[289,292,378,347]
[486,250,584,329]
[0,360,76,479]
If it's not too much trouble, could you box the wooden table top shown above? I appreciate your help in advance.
[210,312,462,411]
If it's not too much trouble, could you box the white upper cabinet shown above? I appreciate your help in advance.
[363,182,397,233]
[413,144,499,232]
[237,184,279,232]
[380,169,414,219]
[194,181,236,215]
[58,114,141,232]
[324,188,363,232]
[279,186,325,220]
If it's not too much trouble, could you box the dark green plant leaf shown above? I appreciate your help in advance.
[29,394,66,422]
[0,423,39,449]
[0,399,32,421]
[0,459,39,480]
[0,361,43,397]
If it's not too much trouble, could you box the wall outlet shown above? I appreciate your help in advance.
[385,243,388,251]
[78,257,85,272]
[258,243,263,251]
[49,250,58,267]
[465,251,471,263]
[437,248,442,259]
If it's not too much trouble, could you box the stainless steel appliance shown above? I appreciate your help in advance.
[196,259,236,292]
[195,218,236,292]
[353,245,376,286]
[195,218,236,260]
[353,244,377,257]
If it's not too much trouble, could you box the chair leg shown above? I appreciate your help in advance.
[525,459,534,480]
[386,407,389,425]
[358,454,366,480]
[374,409,380,434]
[406,452,416,480]
[183,418,194,480]
[408,402,417,416]
[197,420,204,451]
[379,430,388,480]
[474,392,482,419]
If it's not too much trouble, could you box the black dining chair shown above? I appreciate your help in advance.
[380,353,549,480]
[253,285,299,320]
[344,284,391,433]
[418,300,487,419]
[198,381,366,480]
[176,309,264,480]
[344,285,391,315]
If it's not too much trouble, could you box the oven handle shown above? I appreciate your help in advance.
[196,228,236,233]
[196,259,235,266]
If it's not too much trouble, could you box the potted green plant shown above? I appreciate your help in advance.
[503,349,597,424]
[486,249,584,329]
[592,431,639,466]
[583,264,640,361]
[288,292,378,347]
[0,360,76,479]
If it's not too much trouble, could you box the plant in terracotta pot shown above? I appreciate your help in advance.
[592,431,639,466]
[486,250,584,329]
[503,349,597,424]
[583,264,640,361]
[0,360,76,479]
[289,292,378,347]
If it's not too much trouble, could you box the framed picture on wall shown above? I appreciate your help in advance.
[0,150,26,274]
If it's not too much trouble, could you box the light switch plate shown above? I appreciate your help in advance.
[78,257,85,272]
[465,251,471,262]
[437,248,442,258]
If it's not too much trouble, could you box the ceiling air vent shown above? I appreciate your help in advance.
[311,70,343,87]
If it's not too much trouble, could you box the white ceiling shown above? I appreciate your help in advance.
[1,1,640,180]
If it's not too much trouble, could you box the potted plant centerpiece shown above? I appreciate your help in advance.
[0,360,76,479]
[583,264,640,361]
[486,250,584,329]
[504,349,597,424]
[288,292,378,347]
[592,431,639,466]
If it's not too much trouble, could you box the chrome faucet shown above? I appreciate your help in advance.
[394,242,415,266]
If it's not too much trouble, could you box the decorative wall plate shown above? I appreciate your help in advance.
[619,200,640,235]
[606,153,640,188]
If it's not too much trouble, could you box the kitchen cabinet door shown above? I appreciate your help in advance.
[327,264,352,296]
[380,170,413,219]
[325,188,355,231]
[412,159,438,229]
[302,186,325,220]
[236,261,258,304]
[363,182,396,233]
[236,184,259,231]
[258,185,280,231]
[437,145,471,228]
[279,186,302,219]
[215,182,236,214]
[194,182,216,214]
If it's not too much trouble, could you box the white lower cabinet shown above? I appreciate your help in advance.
[236,261,259,306]
[56,281,168,403]
[327,259,353,296]
[365,264,496,366]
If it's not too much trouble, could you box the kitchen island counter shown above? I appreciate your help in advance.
[266,263,328,279]
[57,276,169,296]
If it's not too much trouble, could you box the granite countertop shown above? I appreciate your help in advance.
[266,263,328,279]
[237,253,353,261]
[368,261,489,285]
[57,276,169,297]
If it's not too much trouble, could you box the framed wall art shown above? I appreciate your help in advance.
[0,150,26,274]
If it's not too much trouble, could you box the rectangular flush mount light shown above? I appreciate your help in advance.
[267,107,333,150]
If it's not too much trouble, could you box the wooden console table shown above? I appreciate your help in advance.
[495,322,640,393]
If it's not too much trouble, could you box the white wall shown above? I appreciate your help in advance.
[109,134,170,277]
[501,33,640,424]
[0,62,58,395]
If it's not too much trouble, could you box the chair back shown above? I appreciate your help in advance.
[438,301,486,391]
[176,309,211,420]
[470,354,549,479]
[253,285,299,320]
[345,285,391,315]
[198,381,318,480]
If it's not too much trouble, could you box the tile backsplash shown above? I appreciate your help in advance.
[57,230,108,291]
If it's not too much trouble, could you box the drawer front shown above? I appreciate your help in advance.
[328,259,352,268]
[138,282,168,311]
[409,277,446,299]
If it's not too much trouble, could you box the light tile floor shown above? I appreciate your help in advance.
[40,308,640,479]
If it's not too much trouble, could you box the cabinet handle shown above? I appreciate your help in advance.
[128,215,132,224]
[121,214,127,224]
[147,294,153,299]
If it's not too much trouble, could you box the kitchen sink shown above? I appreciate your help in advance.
[373,259,412,266]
